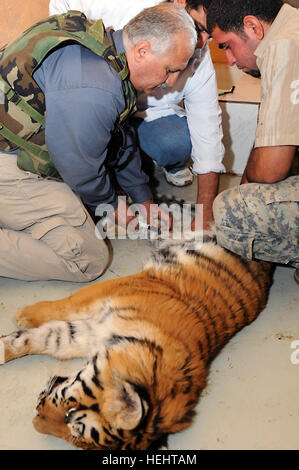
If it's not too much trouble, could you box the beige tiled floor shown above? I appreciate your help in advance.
[0,170,298,450]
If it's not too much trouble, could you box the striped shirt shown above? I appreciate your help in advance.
[254,4,299,148]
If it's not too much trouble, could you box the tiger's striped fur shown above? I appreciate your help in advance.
[0,236,273,450]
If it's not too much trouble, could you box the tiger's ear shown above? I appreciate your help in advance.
[113,381,149,431]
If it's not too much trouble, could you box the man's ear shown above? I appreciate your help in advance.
[243,15,265,40]
[133,40,152,63]
[173,0,187,7]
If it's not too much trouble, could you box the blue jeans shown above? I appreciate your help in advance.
[136,115,192,174]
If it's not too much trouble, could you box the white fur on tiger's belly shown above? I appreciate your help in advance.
[0,340,5,365]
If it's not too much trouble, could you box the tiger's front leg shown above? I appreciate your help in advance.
[0,319,94,364]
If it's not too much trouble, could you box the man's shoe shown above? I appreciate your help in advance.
[163,167,193,187]
[294,269,299,285]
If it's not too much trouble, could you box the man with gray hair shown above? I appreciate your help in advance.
[50,0,226,230]
[0,4,196,282]
[122,4,196,95]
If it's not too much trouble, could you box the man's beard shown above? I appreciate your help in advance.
[245,69,261,78]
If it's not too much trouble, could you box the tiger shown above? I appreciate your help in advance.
[0,234,273,450]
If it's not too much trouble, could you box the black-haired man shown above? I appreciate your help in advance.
[208,0,299,283]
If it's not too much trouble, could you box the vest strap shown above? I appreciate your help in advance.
[0,122,49,160]
[0,12,137,178]
[0,77,46,126]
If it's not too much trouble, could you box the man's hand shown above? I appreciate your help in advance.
[113,198,173,233]
[136,199,173,233]
[113,198,136,228]
[191,204,214,231]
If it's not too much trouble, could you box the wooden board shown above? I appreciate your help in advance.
[219,74,261,104]
[0,0,49,47]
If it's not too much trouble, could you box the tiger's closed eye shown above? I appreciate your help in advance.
[65,408,77,422]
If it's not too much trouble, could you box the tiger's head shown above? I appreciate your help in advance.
[33,336,202,450]
[33,371,152,450]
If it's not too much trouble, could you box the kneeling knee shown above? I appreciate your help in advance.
[39,222,110,282]
[62,228,110,281]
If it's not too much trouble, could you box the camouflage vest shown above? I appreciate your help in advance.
[0,11,137,179]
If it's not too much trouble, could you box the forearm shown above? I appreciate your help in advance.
[184,48,225,177]
[195,172,219,229]
[242,146,296,184]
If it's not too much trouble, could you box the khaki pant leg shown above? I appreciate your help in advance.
[0,154,110,282]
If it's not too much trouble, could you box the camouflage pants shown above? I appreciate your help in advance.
[213,176,299,268]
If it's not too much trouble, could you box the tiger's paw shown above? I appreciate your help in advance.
[0,336,14,364]
[0,332,31,363]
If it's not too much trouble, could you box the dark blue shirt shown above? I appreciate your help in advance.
[33,30,152,211]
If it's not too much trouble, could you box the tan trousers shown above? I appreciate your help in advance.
[0,153,110,281]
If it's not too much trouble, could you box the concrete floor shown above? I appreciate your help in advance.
[0,169,298,450]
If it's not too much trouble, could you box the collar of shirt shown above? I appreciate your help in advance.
[109,29,126,56]
[254,4,298,68]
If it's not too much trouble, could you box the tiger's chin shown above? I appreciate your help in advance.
[32,375,77,446]
[32,404,72,443]
[33,414,68,438]
[33,414,90,449]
